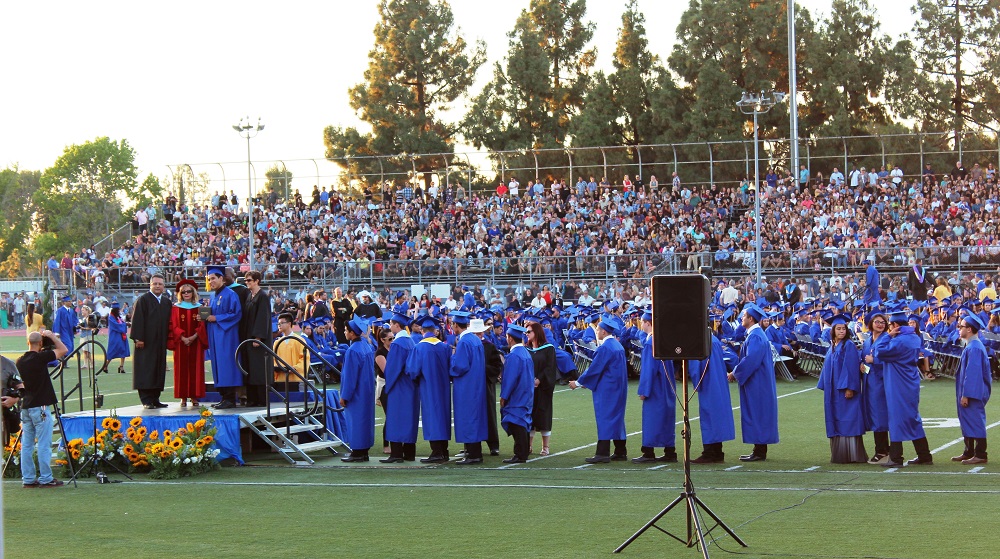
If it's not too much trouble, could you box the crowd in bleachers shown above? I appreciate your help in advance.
[34,156,997,303]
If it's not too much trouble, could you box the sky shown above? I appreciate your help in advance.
[1,0,917,198]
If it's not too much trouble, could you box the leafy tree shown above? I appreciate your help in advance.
[264,164,293,200]
[806,0,915,136]
[324,0,486,186]
[908,0,1000,139]
[464,0,595,152]
[34,137,141,255]
[0,167,40,268]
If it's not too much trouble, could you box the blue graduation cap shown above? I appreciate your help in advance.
[605,300,620,311]
[110,301,121,309]
[598,313,623,336]
[206,265,225,277]
[415,314,440,330]
[506,324,528,341]
[450,311,471,326]
[60,295,73,302]
[587,312,601,324]
[963,312,987,331]
[888,311,909,324]
[641,309,652,321]
[347,317,367,335]
[389,312,411,326]
[523,313,541,324]
[982,297,995,306]
[395,290,406,300]
[825,313,850,327]
[743,303,766,322]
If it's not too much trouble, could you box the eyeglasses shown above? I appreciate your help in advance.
[277,321,289,326]
[958,324,971,329]
[872,320,886,325]
[181,290,196,295]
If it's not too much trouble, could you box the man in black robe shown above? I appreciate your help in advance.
[225,268,252,405]
[242,270,273,406]
[130,273,172,408]
[906,259,931,301]
[330,287,354,344]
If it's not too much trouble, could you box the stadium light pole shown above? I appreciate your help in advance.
[788,0,799,186]
[233,116,264,271]
[736,91,785,287]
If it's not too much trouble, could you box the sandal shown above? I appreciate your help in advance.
[180,400,188,407]
[540,447,550,456]
[191,400,200,407]
[528,447,533,455]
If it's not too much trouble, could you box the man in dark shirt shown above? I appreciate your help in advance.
[17,330,67,488]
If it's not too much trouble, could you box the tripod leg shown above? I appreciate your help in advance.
[52,406,81,487]
[1,430,22,479]
[686,494,712,559]
[613,493,688,553]
[692,494,748,547]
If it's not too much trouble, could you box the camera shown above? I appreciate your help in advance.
[41,333,57,351]
[3,387,22,399]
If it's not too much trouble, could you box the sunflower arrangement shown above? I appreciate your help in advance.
[57,408,221,479]
[141,407,221,480]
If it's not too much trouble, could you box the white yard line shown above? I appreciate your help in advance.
[724,465,743,471]
[929,419,1000,455]
[803,466,820,471]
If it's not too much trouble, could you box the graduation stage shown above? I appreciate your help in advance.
[60,390,348,466]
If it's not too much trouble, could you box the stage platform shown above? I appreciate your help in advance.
[60,394,345,465]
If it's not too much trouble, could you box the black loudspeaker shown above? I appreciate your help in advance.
[651,274,710,360]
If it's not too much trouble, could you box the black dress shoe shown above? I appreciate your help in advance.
[906,456,933,466]
[419,455,448,464]
[691,455,724,464]
[341,455,369,463]
[609,453,628,461]
[658,453,679,463]
[153,402,168,408]
[489,449,501,456]
[455,457,483,465]
[502,457,526,464]
[739,454,766,462]
[214,400,237,410]
[379,457,405,464]
[631,455,658,464]
[585,455,611,464]
[143,404,158,410]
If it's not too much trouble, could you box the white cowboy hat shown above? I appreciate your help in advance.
[467,318,489,333]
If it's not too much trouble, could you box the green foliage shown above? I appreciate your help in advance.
[264,164,294,200]
[324,0,486,184]
[34,137,140,257]
[0,167,40,269]
[806,0,916,136]
[464,0,595,151]
[909,0,1000,135]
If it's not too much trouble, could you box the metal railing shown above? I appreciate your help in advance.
[74,244,1000,298]
[168,131,1000,198]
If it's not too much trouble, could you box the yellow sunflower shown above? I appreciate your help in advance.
[186,422,195,432]
[176,428,187,437]
[197,435,214,447]
[163,430,172,438]
[109,418,122,431]
[68,438,84,449]
[129,417,143,428]
[159,450,172,459]
[193,419,206,431]
[150,443,164,454]
[201,409,212,418]
[170,438,183,450]
[70,449,81,460]
[101,417,114,430]
[54,459,68,466]
[149,430,159,440]
[136,426,148,437]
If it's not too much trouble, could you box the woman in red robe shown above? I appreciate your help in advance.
[170,279,208,406]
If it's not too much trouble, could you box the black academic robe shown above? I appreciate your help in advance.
[130,291,172,391]
[330,298,354,343]
[483,339,503,450]
[242,289,274,386]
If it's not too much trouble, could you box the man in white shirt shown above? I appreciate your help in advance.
[508,177,519,198]
[890,165,904,185]
[720,281,740,305]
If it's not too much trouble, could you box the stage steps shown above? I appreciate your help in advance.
[239,410,350,465]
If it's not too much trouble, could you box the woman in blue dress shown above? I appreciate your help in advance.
[817,314,866,463]
[106,302,131,374]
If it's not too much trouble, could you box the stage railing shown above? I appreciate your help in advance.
[50,339,109,414]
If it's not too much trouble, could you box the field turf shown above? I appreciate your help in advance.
[2,335,998,559]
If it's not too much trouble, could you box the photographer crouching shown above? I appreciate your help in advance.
[17,330,68,488]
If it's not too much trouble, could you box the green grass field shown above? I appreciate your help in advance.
[3,334,999,559]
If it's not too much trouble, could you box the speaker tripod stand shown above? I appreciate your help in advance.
[614,360,746,559]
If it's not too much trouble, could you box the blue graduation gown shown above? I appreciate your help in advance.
[106,314,130,360]
[956,337,992,438]
[462,292,476,311]
[207,286,242,388]
[554,348,577,375]
[862,333,891,432]
[688,335,736,444]
[500,345,534,433]
[451,332,488,443]
[577,337,628,440]
[817,341,865,437]
[637,336,676,447]
[864,265,881,306]
[874,328,926,442]
[340,339,375,450]
[808,322,822,342]
[731,326,779,445]
[53,306,77,354]
[383,334,419,443]
[406,336,452,441]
